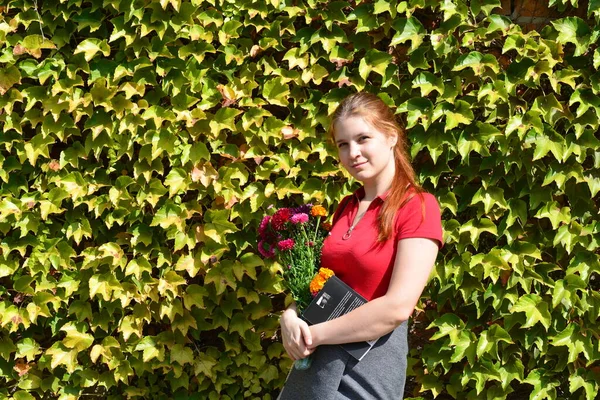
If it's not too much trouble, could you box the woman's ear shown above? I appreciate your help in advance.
[388,133,398,148]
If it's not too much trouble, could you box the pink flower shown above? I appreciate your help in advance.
[290,213,309,224]
[277,238,295,251]
[257,240,275,258]
[258,215,271,238]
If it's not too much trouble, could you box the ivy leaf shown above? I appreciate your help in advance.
[358,49,392,80]
[550,323,592,364]
[89,273,122,301]
[413,72,444,96]
[476,324,512,359]
[74,38,111,62]
[19,35,56,59]
[569,369,597,400]
[529,126,567,162]
[229,312,253,336]
[452,51,499,74]
[552,274,586,310]
[134,336,165,362]
[429,313,465,343]
[204,265,237,295]
[130,224,153,247]
[470,0,501,16]
[373,0,394,15]
[262,77,290,107]
[61,322,94,352]
[12,391,35,400]
[174,252,203,279]
[45,343,78,373]
[15,338,39,362]
[509,294,551,330]
[471,187,508,213]
[434,100,474,131]
[68,300,93,322]
[524,369,559,400]
[164,168,189,197]
[534,201,571,230]
[568,89,600,119]
[505,199,528,228]
[408,46,430,74]
[397,98,433,129]
[0,336,16,360]
[203,209,238,244]
[449,330,476,365]
[347,4,378,33]
[258,364,279,384]
[438,191,458,215]
[170,344,194,365]
[0,66,21,95]
[551,17,591,56]
[391,17,425,51]
[553,223,581,254]
[459,218,497,248]
[255,269,285,294]
[125,258,153,280]
[186,143,210,166]
[194,352,217,378]
[210,108,242,135]
[151,201,184,230]
[183,284,208,310]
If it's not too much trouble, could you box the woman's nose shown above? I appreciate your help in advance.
[348,143,361,158]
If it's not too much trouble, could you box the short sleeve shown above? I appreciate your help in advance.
[394,192,443,248]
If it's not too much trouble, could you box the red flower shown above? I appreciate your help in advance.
[277,238,295,251]
[257,240,276,258]
[258,215,271,239]
[271,208,292,231]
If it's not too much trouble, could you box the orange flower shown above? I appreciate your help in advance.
[309,275,326,296]
[318,267,334,280]
[311,205,327,217]
[309,268,335,296]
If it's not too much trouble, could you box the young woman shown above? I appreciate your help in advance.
[277,93,443,400]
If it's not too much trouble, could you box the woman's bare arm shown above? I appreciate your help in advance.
[308,237,439,347]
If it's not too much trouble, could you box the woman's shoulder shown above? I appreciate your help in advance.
[400,190,439,212]
[395,190,443,244]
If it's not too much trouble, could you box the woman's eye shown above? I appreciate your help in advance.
[338,143,347,148]
[359,136,369,141]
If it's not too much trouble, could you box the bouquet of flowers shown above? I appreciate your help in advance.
[257,204,331,312]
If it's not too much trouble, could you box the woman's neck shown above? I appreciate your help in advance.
[362,173,395,201]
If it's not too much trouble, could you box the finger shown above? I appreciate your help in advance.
[291,344,307,361]
[286,348,297,361]
[283,343,296,360]
[300,347,312,358]
[286,344,299,360]
[299,323,312,347]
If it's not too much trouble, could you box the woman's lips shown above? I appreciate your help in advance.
[351,161,367,169]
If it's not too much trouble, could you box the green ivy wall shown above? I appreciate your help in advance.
[0,0,599,399]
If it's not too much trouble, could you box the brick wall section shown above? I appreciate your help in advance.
[496,0,588,31]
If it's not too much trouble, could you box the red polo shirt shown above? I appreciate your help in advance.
[320,187,443,301]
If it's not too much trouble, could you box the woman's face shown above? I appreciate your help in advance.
[333,115,397,185]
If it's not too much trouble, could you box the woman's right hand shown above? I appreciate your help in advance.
[280,308,314,361]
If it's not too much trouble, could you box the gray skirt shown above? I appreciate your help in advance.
[277,322,408,400]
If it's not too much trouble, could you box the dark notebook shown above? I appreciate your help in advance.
[301,275,378,361]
